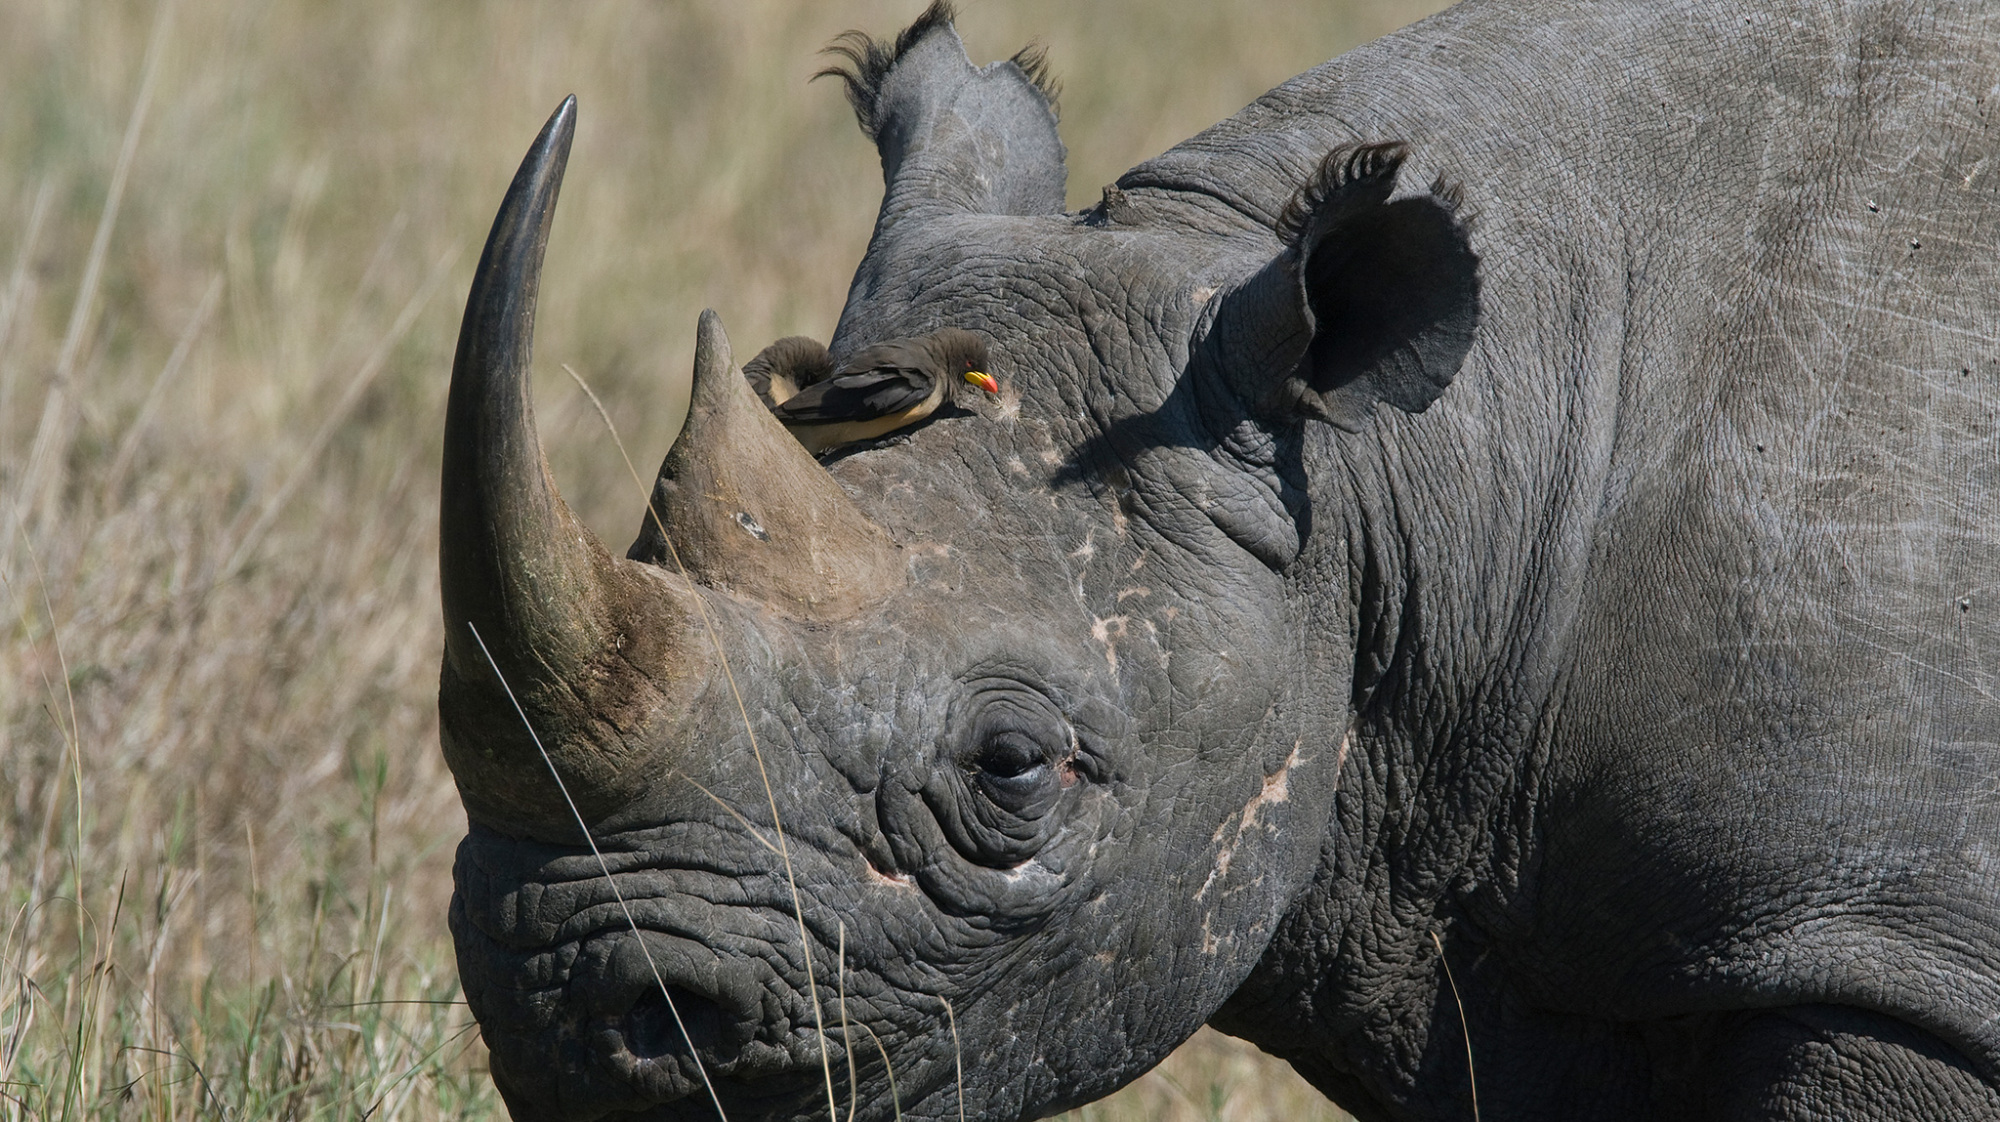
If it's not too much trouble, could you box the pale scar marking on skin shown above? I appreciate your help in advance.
[1001,859,1044,884]
[1069,529,1096,562]
[1090,614,1131,673]
[1197,740,1306,902]
[868,865,916,889]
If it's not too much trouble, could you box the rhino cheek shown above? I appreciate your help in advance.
[881,656,1335,1116]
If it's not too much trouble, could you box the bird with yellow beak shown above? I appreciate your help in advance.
[764,327,998,455]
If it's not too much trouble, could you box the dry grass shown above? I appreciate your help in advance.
[0,1,1442,1118]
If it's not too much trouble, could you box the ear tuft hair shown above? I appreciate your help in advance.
[817,4,1062,137]
[1427,173,1466,214]
[816,1,961,140]
[1275,142,1409,247]
[1007,42,1062,119]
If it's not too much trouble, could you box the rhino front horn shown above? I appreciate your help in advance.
[438,97,707,837]
[627,309,904,620]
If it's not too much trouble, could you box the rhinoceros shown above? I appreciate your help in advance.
[436,1,2000,1118]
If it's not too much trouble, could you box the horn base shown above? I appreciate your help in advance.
[439,562,711,840]
[629,310,903,622]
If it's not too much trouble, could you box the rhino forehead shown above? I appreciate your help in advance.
[824,238,1310,609]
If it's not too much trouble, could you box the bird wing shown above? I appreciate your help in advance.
[769,365,935,424]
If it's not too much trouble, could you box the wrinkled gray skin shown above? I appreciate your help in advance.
[439,1,2000,1119]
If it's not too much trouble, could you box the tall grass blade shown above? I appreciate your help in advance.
[464,623,730,1122]
[0,176,58,440]
[561,361,841,1120]
[860,1023,902,1122]
[839,922,855,1122]
[101,273,224,504]
[1429,929,1479,1122]
[19,0,177,539]
[944,997,964,1122]
[218,245,458,583]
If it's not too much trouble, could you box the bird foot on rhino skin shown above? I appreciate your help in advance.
[814,404,981,463]
[816,431,915,464]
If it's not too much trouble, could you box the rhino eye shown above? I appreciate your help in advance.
[969,730,1058,817]
[927,679,1089,868]
[975,732,1046,780]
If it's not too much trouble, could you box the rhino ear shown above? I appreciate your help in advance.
[819,1,1066,234]
[1203,143,1479,432]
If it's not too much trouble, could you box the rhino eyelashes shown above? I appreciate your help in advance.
[968,731,1059,815]
[973,731,1046,780]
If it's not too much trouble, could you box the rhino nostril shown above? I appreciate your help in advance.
[576,931,781,1091]
[626,984,728,1061]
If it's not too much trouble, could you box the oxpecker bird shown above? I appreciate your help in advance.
[770,327,998,455]
[742,335,836,408]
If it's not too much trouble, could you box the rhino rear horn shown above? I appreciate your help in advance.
[821,1,1066,236]
[628,310,904,620]
[439,97,708,837]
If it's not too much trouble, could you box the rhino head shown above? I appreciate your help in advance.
[439,7,1476,1120]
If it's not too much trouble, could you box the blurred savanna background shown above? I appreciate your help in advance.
[0,1,1444,1118]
